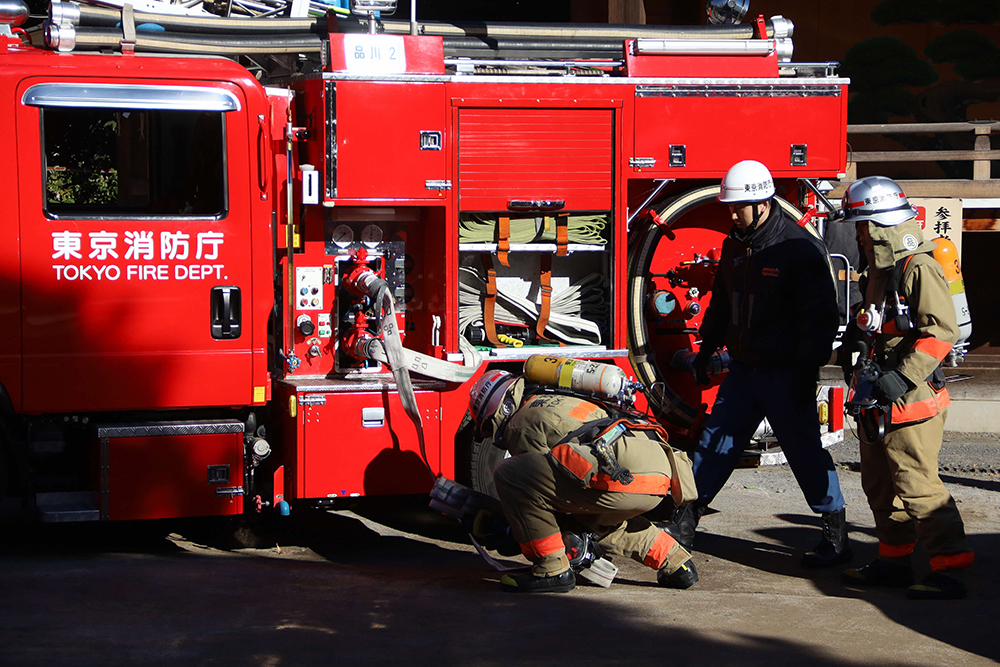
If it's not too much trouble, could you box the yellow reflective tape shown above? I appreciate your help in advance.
[950,279,965,295]
[557,359,577,388]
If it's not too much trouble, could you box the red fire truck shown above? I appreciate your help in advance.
[0,0,848,522]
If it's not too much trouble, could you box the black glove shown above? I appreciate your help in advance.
[692,349,712,386]
[873,370,911,405]
[838,339,868,385]
[472,510,520,557]
[837,322,865,384]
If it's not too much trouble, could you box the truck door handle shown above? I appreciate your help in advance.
[257,115,270,195]
[210,286,242,340]
[507,200,566,212]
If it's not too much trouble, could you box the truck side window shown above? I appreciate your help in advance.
[41,108,226,219]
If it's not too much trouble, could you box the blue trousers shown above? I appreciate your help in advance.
[692,361,845,514]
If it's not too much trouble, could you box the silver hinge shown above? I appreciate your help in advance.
[629,157,656,169]
[216,486,245,498]
[425,180,452,190]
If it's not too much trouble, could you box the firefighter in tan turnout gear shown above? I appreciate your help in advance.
[468,364,699,593]
[840,176,974,600]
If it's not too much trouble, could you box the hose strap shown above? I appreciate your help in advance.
[481,253,505,348]
[536,254,563,345]
[120,3,136,53]
[556,213,569,257]
[497,216,511,267]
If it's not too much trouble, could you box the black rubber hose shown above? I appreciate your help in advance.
[55,27,323,54]
[342,17,770,40]
[54,2,772,41]
[68,2,326,34]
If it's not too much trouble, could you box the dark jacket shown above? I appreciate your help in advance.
[699,204,839,369]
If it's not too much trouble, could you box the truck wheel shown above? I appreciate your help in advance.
[467,436,507,498]
[454,410,506,498]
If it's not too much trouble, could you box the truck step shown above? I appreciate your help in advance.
[36,492,99,523]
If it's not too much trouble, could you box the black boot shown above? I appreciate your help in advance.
[657,559,699,590]
[659,502,706,551]
[801,507,853,568]
[842,558,914,588]
[500,569,576,593]
[907,571,967,600]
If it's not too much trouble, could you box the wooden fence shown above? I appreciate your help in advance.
[830,121,998,200]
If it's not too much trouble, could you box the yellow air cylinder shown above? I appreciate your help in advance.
[931,237,972,346]
[523,355,628,399]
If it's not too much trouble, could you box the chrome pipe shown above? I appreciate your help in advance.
[634,37,774,56]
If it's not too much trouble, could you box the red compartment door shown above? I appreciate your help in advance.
[334,81,447,200]
[101,423,245,521]
[458,108,614,211]
[298,389,441,498]
[632,83,848,177]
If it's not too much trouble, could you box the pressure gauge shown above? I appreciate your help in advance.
[332,224,354,248]
[361,224,383,248]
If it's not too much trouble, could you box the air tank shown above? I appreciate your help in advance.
[523,355,628,400]
[931,237,972,364]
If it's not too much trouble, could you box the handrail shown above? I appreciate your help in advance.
[849,121,998,134]
[832,120,997,198]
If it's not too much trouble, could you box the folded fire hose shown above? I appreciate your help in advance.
[458,265,606,346]
[458,214,607,246]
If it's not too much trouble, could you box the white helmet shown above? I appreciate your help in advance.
[469,369,518,437]
[842,176,918,227]
[718,160,775,204]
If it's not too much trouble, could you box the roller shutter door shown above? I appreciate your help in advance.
[459,108,614,211]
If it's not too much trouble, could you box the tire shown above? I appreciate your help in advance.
[467,435,507,498]
[454,410,507,498]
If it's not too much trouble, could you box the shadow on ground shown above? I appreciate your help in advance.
[1,498,997,666]
[694,511,999,663]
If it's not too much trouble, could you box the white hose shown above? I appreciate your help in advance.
[458,214,607,245]
[458,265,605,346]
[367,328,483,384]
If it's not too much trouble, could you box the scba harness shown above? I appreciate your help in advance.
[549,414,695,506]
[847,253,950,443]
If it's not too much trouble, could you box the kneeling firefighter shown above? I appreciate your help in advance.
[468,360,699,593]
[839,176,974,600]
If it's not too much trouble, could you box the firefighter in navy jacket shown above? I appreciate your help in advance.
[467,369,698,594]
[839,176,973,600]
[672,160,850,569]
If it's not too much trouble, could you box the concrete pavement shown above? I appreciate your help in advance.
[1,432,998,666]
